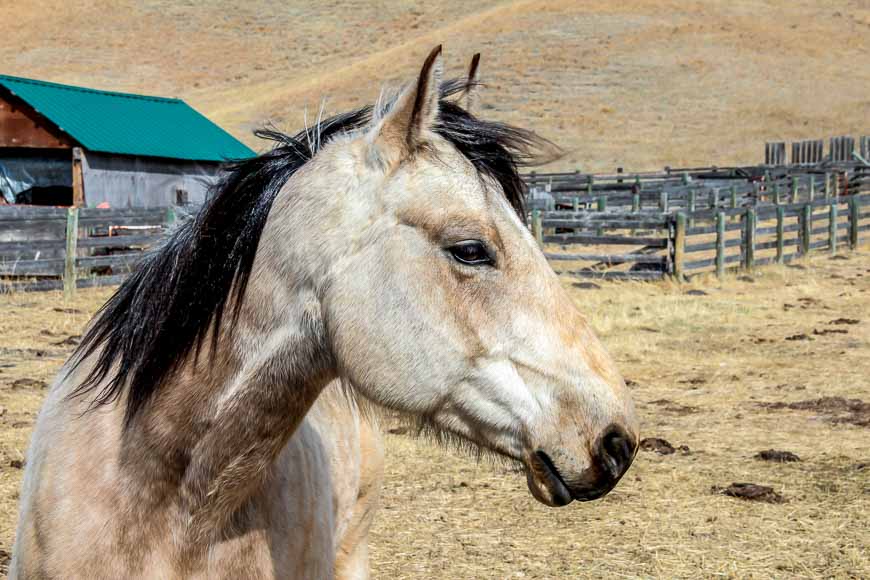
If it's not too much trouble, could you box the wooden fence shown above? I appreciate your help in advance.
[528,165,870,281]
[3,133,869,293]
[0,206,174,295]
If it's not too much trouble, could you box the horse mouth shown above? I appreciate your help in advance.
[525,450,574,507]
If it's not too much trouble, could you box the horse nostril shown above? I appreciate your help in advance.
[599,425,636,480]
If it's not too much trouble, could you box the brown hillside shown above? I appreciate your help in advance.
[2,0,869,171]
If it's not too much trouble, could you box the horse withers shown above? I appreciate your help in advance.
[11,47,638,579]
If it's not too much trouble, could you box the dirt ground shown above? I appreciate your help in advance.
[0,250,867,578]
[2,1,869,172]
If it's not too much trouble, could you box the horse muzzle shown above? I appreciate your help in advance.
[525,424,637,507]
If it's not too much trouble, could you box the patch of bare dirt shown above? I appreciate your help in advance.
[639,437,690,455]
[812,328,848,336]
[754,449,801,463]
[51,335,81,347]
[8,378,47,390]
[640,437,674,454]
[649,398,701,415]
[0,348,48,359]
[712,483,786,503]
[760,397,870,428]
[677,377,707,385]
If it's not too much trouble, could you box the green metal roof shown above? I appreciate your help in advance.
[0,74,255,162]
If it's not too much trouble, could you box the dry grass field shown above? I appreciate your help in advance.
[1,250,868,578]
[2,0,869,171]
[2,1,869,577]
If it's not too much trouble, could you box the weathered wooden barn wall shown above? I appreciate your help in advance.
[0,92,71,149]
[80,152,222,208]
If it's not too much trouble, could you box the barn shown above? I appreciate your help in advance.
[0,74,255,208]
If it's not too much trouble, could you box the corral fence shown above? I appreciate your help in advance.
[524,135,870,281]
[0,205,179,295]
[2,136,869,293]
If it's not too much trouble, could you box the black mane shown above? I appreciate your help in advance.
[70,79,557,425]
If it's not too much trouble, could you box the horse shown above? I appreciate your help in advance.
[10,47,638,579]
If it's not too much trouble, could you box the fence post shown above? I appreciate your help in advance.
[63,207,79,300]
[790,175,799,203]
[531,209,543,247]
[687,190,696,228]
[71,148,86,207]
[774,181,781,204]
[572,197,580,212]
[808,175,815,202]
[674,212,686,281]
[829,203,838,255]
[730,185,738,208]
[776,206,785,264]
[630,191,640,235]
[716,211,726,279]
[659,191,669,213]
[596,195,607,236]
[743,208,756,270]
[850,196,860,249]
[586,176,593,197]
[711,189,719,209]
[801,204,812,255]
[824,172,831,199]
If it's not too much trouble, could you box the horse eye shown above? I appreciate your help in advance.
[448,240,494,266]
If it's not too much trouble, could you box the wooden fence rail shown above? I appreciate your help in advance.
[0,205,174,295]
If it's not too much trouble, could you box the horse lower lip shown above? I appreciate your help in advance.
[531,451,573,506]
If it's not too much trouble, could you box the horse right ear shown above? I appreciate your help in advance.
[464,53,481,114]
[370,45,443,164]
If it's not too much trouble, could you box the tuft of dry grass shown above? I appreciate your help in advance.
[1,250,869,577]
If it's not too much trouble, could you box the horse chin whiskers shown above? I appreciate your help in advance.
[389,413,526,471]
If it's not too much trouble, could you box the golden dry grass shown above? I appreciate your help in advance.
[1,250,869,577]
[2,1,868,171]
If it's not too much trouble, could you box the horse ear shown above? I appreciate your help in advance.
[375,45,443,157]
[465,53,481,114]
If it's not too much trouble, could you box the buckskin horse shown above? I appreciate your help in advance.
[11,47,638,579]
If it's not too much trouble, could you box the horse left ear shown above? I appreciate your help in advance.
[373,45,443,160]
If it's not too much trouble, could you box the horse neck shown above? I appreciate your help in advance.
[122,250,338,539]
